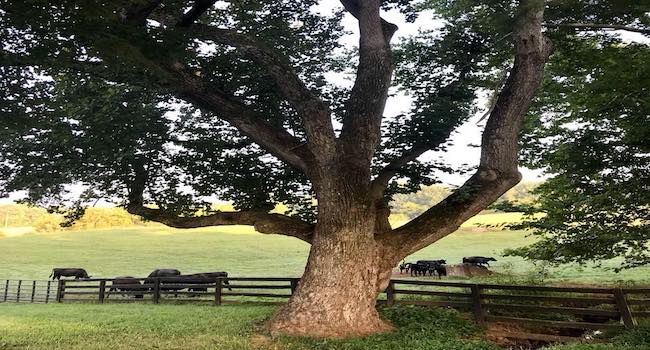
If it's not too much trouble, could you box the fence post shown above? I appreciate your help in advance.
[45,281,51,303]
[290,278,299,295]
[214,278,222,306]
[3,280,8,302]
[385,280,395,307]
[30,281,36,303]
[614,288,637,328]
[98,280,106,304]
[16,280,22,303]
[153,278,161,304]
[56,280,65,303]
[470,284,485,324]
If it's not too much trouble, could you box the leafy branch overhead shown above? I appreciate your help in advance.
[1,0,646,262]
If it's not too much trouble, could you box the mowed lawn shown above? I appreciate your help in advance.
[0,212,649,283]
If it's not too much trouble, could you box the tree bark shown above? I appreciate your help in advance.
[268,179,394,338]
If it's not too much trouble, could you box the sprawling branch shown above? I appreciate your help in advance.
[114,4,318,171]
[126,161,314,243]
[188,25,336,160]
[339,0,397,164]
[546,23,650,35]
[166,62,313,171]
[340,0,398,41]
[130,205,314,242]
[177,0,218,27]
[369,145,429,198]
[379,0,553,258]
[370,66,476,197]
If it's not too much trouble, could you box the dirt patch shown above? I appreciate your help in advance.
[446,264,495,277]
[485,322,594,349]
[249,334,289,350]
[392,264,496,278]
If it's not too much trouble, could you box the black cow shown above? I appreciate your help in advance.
[415,260,447,278]
[108,276,145,299]
[433,265,447,279]
[399,261,411,274]
[144,269,183,294]
[462,256,497,268]
[147,269,181,278]
[417,259,446,266]
[50,268,90,280]
[409,263,429,276]
[179,272,232,292]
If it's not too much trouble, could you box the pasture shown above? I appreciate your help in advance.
[2,213,650,350]
[0,213,649,283]
[1,303,648,350]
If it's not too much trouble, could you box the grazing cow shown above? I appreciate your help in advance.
[108,276,144,299]
[147,269,181,278]
[415,260,447,278]
[50,268,90,280]
[399,261,411,274]
[417,259,446,266]
[462,256,497,268]
[433,265,447,279]
[144,269,183,294]
[179,272,232,292]
[409,263,429,276]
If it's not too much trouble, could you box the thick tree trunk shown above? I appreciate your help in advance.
[268,228,393,337]
[268,184,394,338]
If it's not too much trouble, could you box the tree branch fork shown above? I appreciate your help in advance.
[3,1,552,256]
[118,0,549,255]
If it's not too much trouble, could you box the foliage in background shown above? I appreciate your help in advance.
[506,35,650,270]
[390,182,538,221]
[413,0,650,272]
[0,205,149,232]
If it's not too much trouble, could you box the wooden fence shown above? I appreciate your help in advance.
[45,277,299,305]
[2,277,649,340]
[380,280,650,342]
[1,279,55,303]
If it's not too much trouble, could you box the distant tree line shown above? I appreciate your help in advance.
[2,184,539,232]
[390,181,540,221]
[0,205,149,232]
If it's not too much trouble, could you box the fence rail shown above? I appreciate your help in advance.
[2,277,649,337]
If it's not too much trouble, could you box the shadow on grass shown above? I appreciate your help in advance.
[274,305,500,350]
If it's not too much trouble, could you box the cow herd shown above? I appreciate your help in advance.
[399,256,498,278]
[50,267,231,298]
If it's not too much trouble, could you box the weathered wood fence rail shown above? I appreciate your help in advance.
[2,278,649,334]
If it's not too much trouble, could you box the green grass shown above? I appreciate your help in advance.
[0,303,273,350]
[1,218,649,283]
[2,303,648,350]
[0,303,502,350]
[544,326,650,350]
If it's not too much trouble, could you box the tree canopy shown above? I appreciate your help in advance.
[507,30,650,270]
[1,0,645,337]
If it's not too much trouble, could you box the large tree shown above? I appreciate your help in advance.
[1,0,554,337]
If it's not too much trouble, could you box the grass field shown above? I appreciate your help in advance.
[1,304,648,350]
[2,213,650,350]
[1,212,649,283]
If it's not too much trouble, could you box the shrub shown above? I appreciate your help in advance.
[33,215,63,232]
